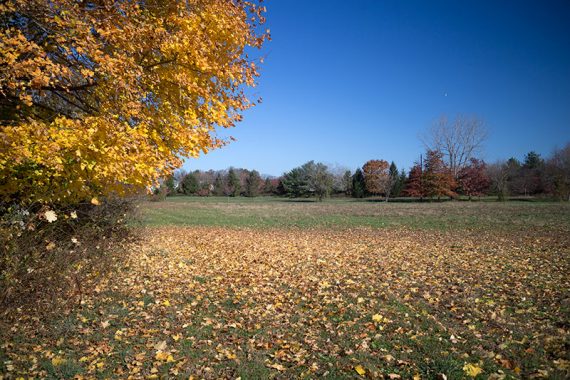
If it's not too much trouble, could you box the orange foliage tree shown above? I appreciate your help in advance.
[404,163,424,199]
[362,159,391,199]
[0,0,268,206]
[423,150,456,200]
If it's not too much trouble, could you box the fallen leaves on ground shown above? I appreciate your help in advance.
[1,226,568,378]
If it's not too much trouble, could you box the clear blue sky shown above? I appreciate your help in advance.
[183,0,570,176]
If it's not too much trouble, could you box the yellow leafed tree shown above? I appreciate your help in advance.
[0,0,268,205]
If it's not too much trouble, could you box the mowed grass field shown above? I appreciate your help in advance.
[2,197,569,379]
[140,196,568,231]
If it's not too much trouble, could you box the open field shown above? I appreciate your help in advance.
[1,198,569,379]
[140,196,570,231]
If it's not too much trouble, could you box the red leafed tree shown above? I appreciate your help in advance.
[404,163,425,198]
[423,150,456,200]
[362,160,392,199]
[457,158,490,199]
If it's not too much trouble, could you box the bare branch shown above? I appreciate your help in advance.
[422,114,487,177]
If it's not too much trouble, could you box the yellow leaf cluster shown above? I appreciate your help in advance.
[463,363,483,377]
[354,364,366,376]
[0,0,268,205]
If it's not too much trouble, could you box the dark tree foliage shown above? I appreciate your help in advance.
[281,161,333,200]
[263,178,274,195]
[545,143,570,201]
[181,172,199,195]
[226,168,241,197]
[281,167,307,198]
[164,175,176,195]
[213,174,225,196]
[245,170,262,197]
[352,168,366,198]
[389,162,406,198]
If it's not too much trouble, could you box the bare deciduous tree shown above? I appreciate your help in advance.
[423,115,487,177]
[486,161,510,201]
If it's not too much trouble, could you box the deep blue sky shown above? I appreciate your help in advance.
[184,0,570,176]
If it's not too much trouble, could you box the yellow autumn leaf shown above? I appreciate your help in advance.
[155,351,168,361]
[463,363,483,377]
[372,314,385,322]
[91,197,100,206]
[226,352,237,360]
[268,363,286,371]
[51,356,66,366]
[155,351,174,362]
[162,299,171,306]
[355,364,366,376]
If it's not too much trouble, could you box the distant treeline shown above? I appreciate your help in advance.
[159,142,569,201]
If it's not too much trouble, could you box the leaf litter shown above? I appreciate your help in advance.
[1,226,568,378]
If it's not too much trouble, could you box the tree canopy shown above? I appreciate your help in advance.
[0,0,268,205]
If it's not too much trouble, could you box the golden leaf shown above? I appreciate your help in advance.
[355,364,366,376]
[463,363,483,377]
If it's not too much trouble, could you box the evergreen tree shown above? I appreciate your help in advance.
[245,170,262,197]
[394,169,407,197]
[523,151,543,169]
[389,162,405,198]
[352,168,366,198]
[164,175,176,196]
[213,174,225,196]
[282,167,308,198]
[521,151,545,195]
[227,168,241,197]
[181,172,199,195]
[281,161,333,200]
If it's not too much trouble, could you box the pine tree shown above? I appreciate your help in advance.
[396,169,407,197]
[245,170,262,197]
[352,168,366,198]
[227,168,241,197]
[181,172,199,195]
[389,162,405,198]
[213,174,225,196]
